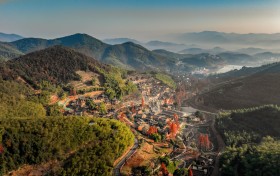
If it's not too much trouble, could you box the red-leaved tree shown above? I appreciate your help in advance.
[161,163,169,176]
[147,126,158,135]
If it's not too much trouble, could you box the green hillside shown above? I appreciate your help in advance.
[216,105,280,175]
[0,46,136,100]
[0,117,134,176]
[0,78,46,118]
[102,42,175,70]
[1,45,107,86]
[0,42,23,61]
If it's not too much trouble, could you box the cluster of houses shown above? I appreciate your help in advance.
[63,94,118,116]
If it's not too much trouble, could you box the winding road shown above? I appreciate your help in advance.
[113,138,139,176]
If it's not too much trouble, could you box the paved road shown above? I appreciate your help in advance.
[113,138,139,176]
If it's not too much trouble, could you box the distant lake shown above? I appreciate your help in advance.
[215,65,244,73]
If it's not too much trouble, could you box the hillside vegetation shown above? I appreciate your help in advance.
[154,73,176,89]
[216,105,280,175]
[0,78,46,118]
[0,46,137,100]
[196,63,280,109]
[1,46,107,86]
[0,42,23,61]
[0,117,134,176]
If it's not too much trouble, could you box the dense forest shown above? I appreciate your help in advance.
[0,78,46,118]
[216,105,280,176]
[0,117,134,176]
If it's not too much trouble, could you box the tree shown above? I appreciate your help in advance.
[132,166,150,176]
[98,102,107,115]
[161,163,169,176]
[86,99,96,110]
[91,78,96,86]
[141,97,145,109]
[195,111,203,119]
[188,169,193,176]
[0,144,4,154]
[105,87,116,101]
[58,90,67,99]
[198,133,211,151]
[174,168,188,176]
[159,156,170,166]
[147,126,158,135]
[47,104,63,116]
[173,113,180,130]
[150,133,161,142]
[168,122,178,139]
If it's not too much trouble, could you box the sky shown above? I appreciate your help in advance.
[0,0,280,41]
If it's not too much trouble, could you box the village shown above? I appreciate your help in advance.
[54,73,218,176]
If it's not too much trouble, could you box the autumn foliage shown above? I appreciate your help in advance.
[198,133,210,150]
[173,113,180,130]
[167,121,179,139]
[119,112,126,122]
[0,144,4,154]
[161,163,169,176]
[141,97,145,108]
[188,169,193,176]
[147,126,158,135]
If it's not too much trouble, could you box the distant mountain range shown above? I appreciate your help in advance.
[1,32,280,73]
[0,32,24,42]
[1,34,176,71]
[103,38,141,45]
[179,47,226,55]
[175,31,280,48]
[103,38,189,52]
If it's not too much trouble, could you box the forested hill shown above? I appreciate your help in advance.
[0,45,111,86]
[102,42,175,70]
[0,42,23,61]
[10,33,108,60]
[209,62,280,80]
[196,62,280,110]
[217,105,280,175]
[0,117,134,176]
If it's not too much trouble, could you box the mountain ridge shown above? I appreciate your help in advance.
[0,32,24,42]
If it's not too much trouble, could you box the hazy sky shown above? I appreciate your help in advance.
[0,0,280,41]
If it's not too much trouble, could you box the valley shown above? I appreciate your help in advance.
[0,24,280,176]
